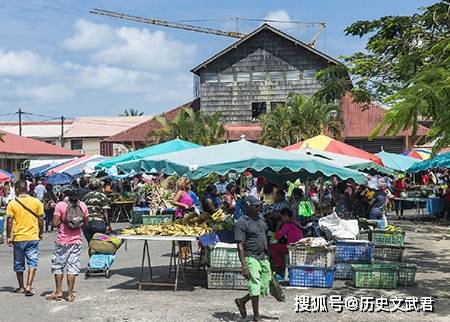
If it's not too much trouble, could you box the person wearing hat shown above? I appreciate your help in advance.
[393,174,407,219]
[234,195,271,322]
[368,179,388,228]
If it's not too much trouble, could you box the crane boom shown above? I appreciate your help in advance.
[89,8,246,38]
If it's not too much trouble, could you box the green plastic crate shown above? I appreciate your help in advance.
[131,210,147,225]
[396,262,417,286]
[351,263,399,289]
[371,230,405,246]
[142,214,173,225]
[207,246,240,269]
[357,231,370,241]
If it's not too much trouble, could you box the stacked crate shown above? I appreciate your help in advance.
[206,244,246,290]
[287,243,336,288]
[334,240,374,280]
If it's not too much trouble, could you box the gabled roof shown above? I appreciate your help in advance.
[341,93,429,138]
[106,99,200,144]
[191,23,340,74]
[0,120,74,139]
[0,131,81,157]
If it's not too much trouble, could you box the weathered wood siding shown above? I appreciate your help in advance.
[196,29,332,124]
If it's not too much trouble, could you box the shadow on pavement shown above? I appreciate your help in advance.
[212,311,279,321]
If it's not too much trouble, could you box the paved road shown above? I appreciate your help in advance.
[0,216,449,322]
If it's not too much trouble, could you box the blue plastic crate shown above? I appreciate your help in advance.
[335,240,373,262]
[288,266,336,288]
[89,254,115,270]
[198,232,220,247]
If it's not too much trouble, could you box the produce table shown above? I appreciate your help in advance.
[117,235,197,291]
[111,201,135,222]
[393,197,428,217]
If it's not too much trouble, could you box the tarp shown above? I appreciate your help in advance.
[45,172,74,185]
[47,155,107,176]
[296,148,395,176]
[62,156,109,176]
[0,168,14,182]
[116,139,368,184]
[283,134,384,165]
[407,152,450,173]
[375,151,419,172]
[403,148,432,160]
[28,159,75,177]
[96,139,201,170]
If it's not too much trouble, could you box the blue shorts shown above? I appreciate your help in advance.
[13,240,40,272]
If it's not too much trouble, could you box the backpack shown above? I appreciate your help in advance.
[298,200,314,218]
[64,201,85,229]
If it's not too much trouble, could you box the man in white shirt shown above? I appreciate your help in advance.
[34,181,46,201]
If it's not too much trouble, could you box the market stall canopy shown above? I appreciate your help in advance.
[116,139,367,184]
[45,172,74,185]
[47,155,108,176]
[0,168,14,182]
[407,152,450,173]
[283,134,383,165]
[375,151,419,172]
[402,148,432,160]
[295,148,395,176]
[96,139,201,170]
[28,158,75,177]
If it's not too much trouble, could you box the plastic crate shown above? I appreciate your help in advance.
[142,214,173,225]
[207,246,240,269]
[396,262,417,286]
[288,266,336,288]
[351,263,398,289]
[288,244,335,267]
[131,210,148,225]
[335,240,374,262]
[207,268,246,289]
[357,231,370,241]
[335,262,357,280]
[198,233,219,247]
[373,245,404,262]
[371,229,405,246]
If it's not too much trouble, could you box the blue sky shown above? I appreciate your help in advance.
[0,0,436,121]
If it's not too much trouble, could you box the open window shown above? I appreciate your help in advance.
[252,102,267,120]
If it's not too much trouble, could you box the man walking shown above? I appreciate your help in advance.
[234,196,271,322]
[6,180,44,296]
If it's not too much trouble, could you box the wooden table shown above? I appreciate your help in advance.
[117,235,197,291]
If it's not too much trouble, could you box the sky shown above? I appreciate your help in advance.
[0,0,437,121]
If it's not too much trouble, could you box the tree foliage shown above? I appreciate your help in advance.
[314,1,450,153]
[259,94,343,148]
[120,108,144,116]
[151,108,226,146]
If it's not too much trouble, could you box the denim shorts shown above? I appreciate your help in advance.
[13,240,40,272]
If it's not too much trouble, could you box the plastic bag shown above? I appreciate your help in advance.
[318,213,359,240]
[269,274,285,302]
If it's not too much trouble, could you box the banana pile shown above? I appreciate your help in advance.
[121,222,213,237]
[211,209,226,222]
[385,225,403,233]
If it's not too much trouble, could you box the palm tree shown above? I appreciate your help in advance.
[120,108,144,116]
[259,94,343,148]
[151,108,225,145]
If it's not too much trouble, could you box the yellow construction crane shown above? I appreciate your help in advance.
[90,8,326,47]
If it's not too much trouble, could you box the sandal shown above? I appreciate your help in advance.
[45,293,62,301]
[66,294,75,302]
[235,298,247,319]
[13,287,25,293]
[24,289,35,297]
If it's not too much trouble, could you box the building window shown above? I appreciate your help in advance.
[303,69,317,79]
[70,139,83,150]
[269,71,284,81]
[236,72,250,82]
[252,72,266,82]
[286,70,300,81]
[219,73,234,82]
[204,73,218,82]
[252,102,266,120]
[270,101,285,110]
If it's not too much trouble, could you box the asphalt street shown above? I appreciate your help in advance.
[0,216,449,322]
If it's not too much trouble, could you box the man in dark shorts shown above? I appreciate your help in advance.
[234,196,271,322]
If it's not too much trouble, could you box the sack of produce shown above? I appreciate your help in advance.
[89,239,118,255]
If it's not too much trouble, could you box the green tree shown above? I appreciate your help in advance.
[120,108,144,116]
[151,108,226,145]
[314,1,450,153]
[259,94,342,148]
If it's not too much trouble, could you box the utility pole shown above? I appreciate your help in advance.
[61,115,65,147]
[18,108,22,136]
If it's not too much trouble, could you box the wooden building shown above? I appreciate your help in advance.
[191,24,339,124]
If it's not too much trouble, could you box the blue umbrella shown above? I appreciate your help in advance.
[0,168,15,181]
[45,173,74,185]
[407,152,450,173]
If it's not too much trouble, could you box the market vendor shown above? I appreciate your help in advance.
[202,184,221,214]
[393,174,407,219]
[268,207,303,277]
[222,182,237,214]
[172,177,194,219]
[368,180,388,228]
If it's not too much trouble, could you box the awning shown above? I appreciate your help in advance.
[116,139,367,184]
[375,151,419,172]
[407,152,450,173]
[47,155,108,176]
[0,168,14,182]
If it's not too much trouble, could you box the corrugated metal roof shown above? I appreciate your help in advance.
[106,99,200,143]
[0,130,81,157]
[0,121,73,138]
[341,93,429,138]
[225,124,262,141]
[64,116,151,138]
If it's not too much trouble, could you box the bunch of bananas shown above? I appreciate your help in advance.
[211,209,226,222]
[385,225,403,233]
[121,222,212,237]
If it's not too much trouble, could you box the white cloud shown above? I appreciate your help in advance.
[0,50,58,77]
[16,83,73,103]
[263,10,296,30]
[63,19,116,51]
